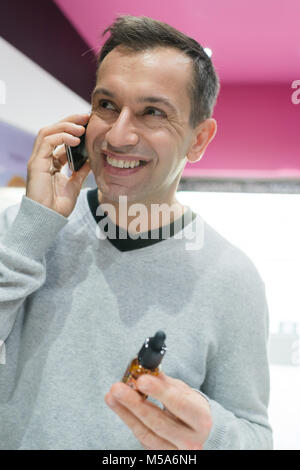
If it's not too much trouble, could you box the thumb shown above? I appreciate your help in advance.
[68,159,91,193]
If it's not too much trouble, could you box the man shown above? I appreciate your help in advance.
[0,15,272,449]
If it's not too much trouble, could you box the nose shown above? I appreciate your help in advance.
[105,107,139,147]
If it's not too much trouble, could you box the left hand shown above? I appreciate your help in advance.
[104,371,212,450]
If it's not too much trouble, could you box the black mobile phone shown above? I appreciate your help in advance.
[64,124,88,172]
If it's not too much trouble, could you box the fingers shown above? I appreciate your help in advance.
[34,126,84,160]
[25,113,91,217]
[57,113,90,124]
[106,401,178,450]
[136,373,211,434]
[51,144,68,170]
[66,158,91,193]
[31,113,89,158]
[105,388,177,450]
[107,382,198,450]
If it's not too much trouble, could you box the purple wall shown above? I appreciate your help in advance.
[0,121,35,186]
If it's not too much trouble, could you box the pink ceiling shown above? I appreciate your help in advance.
[54,0,300,84]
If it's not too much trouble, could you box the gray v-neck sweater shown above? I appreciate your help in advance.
[0,188,272,449]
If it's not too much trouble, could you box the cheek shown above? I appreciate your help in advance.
[151,131,181,163]
[86,120,106,155]
[147,127,177,156]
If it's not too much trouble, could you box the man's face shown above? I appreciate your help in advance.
[86,46,196,206]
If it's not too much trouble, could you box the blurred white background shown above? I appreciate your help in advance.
[178,190,300,450]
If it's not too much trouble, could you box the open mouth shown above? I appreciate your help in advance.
[102,153,149,170]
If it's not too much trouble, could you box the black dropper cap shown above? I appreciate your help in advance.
[138,331,167,370]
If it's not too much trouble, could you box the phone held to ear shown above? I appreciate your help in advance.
[65,124,88,172]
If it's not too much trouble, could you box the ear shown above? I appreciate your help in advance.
[186,118,217,163]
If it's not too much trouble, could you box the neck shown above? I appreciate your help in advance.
[97,190,187,234]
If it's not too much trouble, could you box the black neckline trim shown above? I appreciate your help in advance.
[87,187,197,252]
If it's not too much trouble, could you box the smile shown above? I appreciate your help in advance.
[102,152,149,175]
[106,155,141,168]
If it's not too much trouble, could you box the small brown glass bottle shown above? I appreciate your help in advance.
[121,331,167,399]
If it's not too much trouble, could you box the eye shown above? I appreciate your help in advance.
[97,99,116,110]
[144,107,166,118]
[95,100,166,118]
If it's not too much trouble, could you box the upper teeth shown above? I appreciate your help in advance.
[106,155,141,168]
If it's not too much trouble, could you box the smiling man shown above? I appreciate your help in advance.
[0,15,272,450]
[86,44,216,233]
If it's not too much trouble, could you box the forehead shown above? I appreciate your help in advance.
[96,46,192,116]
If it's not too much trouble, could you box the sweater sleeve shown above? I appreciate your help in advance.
[198,264,273,450]
[0,195,68,344]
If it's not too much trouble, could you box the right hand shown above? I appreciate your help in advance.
[26,113,91,218]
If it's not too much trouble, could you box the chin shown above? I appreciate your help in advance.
[96,179,140,204]
[96,185,129,204]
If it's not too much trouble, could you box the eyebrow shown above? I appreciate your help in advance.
[91,87,178,115]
